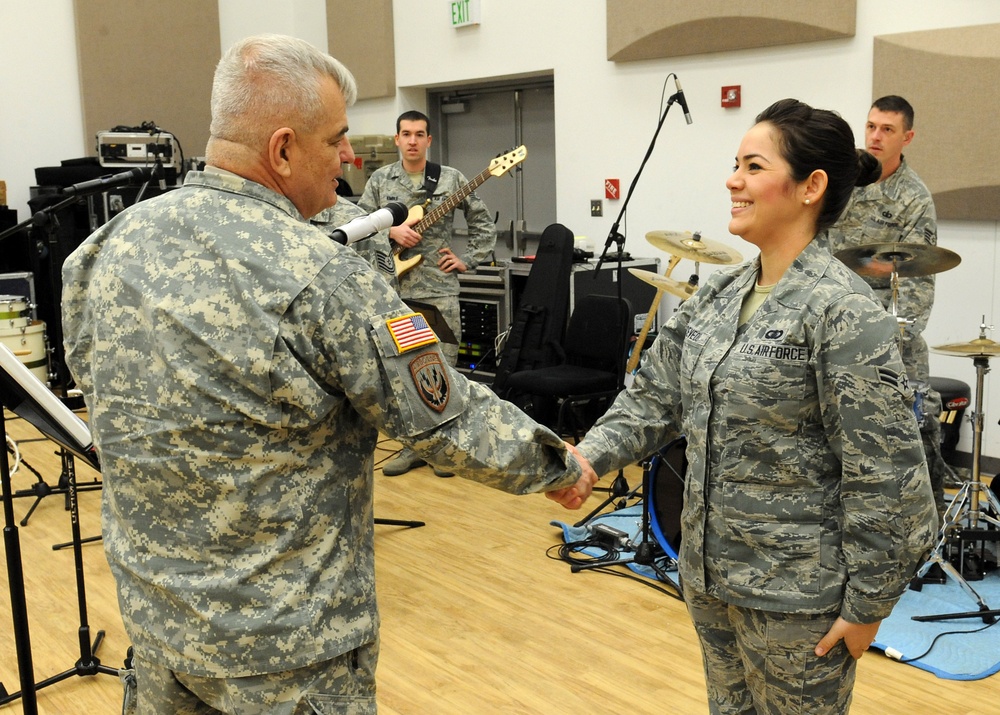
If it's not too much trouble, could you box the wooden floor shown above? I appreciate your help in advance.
[2,411,999,714]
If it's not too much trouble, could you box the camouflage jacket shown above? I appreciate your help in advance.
[61,169,579,678]
[358,160,496,300]
[311,197,398,291]
[577,238,935,623]
[819,158,938,384]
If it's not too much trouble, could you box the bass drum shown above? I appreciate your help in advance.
[646,436,687,560]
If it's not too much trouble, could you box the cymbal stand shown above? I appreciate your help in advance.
[911,326,1000,623]
[887,267,914,339]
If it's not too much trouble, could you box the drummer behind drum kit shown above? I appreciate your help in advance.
[0,295,51,387]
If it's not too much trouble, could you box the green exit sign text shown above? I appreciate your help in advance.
[450,0,481,28]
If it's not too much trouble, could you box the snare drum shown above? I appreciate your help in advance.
[0,295,31,330]
[0,320,50,384]
[646,436,687,561]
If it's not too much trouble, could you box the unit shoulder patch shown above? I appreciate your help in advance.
[409,352,450,412]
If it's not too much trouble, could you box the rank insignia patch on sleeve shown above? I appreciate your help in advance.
[409,352,450,412]
[875,366,909,395]
[387,312,438,353]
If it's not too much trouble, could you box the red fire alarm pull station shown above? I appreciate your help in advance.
[722,85,741,108]
[605,178,620,200]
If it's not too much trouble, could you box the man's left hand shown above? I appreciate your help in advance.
[437,248,467,273]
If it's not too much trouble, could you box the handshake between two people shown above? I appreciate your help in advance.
[545,442,600,510]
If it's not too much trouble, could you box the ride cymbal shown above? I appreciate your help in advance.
[835,242,961,278]
[628,268,697,300]
[933,337,1000,358]
[645,230,743,265]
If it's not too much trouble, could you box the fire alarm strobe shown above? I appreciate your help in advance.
[721,85,741,109]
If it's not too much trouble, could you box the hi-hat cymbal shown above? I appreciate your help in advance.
[645,230,743,265]
[933,337,1000,358]
[628,268,697,300]
[835,242,961,278]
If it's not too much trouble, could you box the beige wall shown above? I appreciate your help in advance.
[74,0,220,161]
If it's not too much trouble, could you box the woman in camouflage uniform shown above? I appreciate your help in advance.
[576,99,936,715]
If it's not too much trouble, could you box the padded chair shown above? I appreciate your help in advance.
[504,294,631,442]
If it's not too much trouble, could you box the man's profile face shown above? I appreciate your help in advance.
[284,75,353,219]
[864,108,913,171]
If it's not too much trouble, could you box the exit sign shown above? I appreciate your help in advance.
[450,0,481,28]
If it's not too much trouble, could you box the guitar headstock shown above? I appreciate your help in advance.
[488,145,528,177]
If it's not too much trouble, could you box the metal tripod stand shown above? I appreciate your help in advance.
[910,320,1000,623]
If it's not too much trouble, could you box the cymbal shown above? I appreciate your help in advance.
[645,230,743,265]
[835,242,961,278]
[628,268,697,300]
[933,337,1000,358]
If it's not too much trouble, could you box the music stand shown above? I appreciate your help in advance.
[0,344,118,713]
[404,299,457,345]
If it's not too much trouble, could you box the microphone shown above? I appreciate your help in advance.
[61,167,150,196]
[673,75,693,125]
[330,201,409,245]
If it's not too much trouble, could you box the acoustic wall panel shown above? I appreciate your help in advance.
[874,24,1000,221]
[606,0,856,61]
[74,0,219,162]
[326,0,396,100]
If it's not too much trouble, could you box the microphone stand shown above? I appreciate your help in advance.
[593,89,682,275]
[586,90,683,511]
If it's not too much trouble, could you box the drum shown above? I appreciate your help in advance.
[646,436,687,560]
[0,294,31,330]
[929,375,971,459]
[0,320,50,384]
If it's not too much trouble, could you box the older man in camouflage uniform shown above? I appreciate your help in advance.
[821,95,947,518]
[360,110,497,477]
[577,237,935,712]
[61,34,594,715]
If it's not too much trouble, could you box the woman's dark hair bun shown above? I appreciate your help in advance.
[856,149,881,187]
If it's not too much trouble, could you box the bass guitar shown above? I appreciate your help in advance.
[394,145,527,277]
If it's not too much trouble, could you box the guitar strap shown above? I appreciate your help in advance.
[422,161,441,200]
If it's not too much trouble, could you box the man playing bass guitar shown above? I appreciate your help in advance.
[360,110,497,477]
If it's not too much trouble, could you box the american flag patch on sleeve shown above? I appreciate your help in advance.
[387,313,438,352]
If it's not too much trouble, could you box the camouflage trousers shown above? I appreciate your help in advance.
[685,589,856,715]
[126,640,378,714]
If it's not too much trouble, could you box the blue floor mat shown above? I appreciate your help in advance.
[873,569,1000,680]
[552,504,680,590]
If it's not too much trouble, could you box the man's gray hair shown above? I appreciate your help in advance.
[210,33,357,148]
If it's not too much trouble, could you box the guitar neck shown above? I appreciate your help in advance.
[414,168,491,233]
